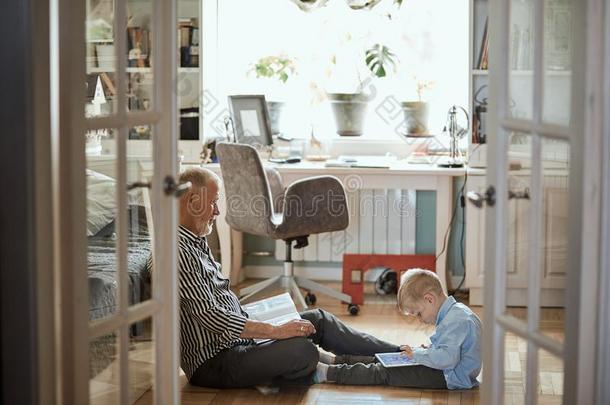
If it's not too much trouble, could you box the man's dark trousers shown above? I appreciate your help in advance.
[189,308,400,388]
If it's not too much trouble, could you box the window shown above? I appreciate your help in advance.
[209,0,468,141]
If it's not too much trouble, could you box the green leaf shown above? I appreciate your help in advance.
[365,44,397,78]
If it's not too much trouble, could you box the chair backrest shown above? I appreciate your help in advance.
[216,142,275,236]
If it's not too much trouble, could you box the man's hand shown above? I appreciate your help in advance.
[272,319,316,340]
[399,345,414,359]
[240,318,315,340]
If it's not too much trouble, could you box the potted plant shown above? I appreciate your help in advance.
[327,43,398,136]
[248,55,297,135]
[400,77,435,136]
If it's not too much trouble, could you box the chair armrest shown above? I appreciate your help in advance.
[264,166,285,213]
[276,176,349,237]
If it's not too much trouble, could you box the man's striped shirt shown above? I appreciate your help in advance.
[177,226,251,380]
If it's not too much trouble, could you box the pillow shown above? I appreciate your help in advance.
[86,169,117,236]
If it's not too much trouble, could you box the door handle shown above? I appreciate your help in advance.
[164,176,191,198]
[467,186,496,208]
[127,181,151,191]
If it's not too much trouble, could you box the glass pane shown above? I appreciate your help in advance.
[178,0,201,140]
[127,128,154,306]
[504,132,532,321]
[537,347,564,403]
[127,0,154,112]
[542,0,573,126]
[86,0,116,116]
[539,138,569,339]
[89,331,119,404]
[504,332,526,405]
[178,71,201,141]
[508,0,535,120]
[129,318,155,404]
[87,129,119,320]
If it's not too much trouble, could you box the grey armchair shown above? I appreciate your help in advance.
[216,142,353,308]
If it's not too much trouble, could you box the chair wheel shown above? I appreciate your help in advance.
[348,304,359,315]
[305,293,317,306]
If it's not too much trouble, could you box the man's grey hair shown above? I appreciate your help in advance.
[179,167,220,192]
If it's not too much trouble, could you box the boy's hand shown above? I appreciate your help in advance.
[399,345,414,358]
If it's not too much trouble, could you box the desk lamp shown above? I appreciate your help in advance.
[437,105,469,168]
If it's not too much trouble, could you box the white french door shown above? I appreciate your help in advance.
[53,0,181,403]
[479,0,605,403]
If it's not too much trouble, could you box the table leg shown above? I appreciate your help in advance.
[435,176,453,293]
[216,183,232,279]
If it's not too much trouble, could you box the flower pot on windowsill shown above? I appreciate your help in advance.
[400,101,430,136]
[328,93,369,137]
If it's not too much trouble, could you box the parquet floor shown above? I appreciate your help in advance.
[117,282,565,404]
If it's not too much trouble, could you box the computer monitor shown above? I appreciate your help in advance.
[227,95,273,147]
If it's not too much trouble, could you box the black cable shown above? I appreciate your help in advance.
[435,187,460,263]
[453,183,467,293]
[452,143,483,295]
[451,170,468,296]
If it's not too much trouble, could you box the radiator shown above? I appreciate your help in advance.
[275,190,417,262]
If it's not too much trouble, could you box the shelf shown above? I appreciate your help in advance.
[87,67,152,74]
[472,69,571,77]
[87,66,198,74]
[86,38,114,43]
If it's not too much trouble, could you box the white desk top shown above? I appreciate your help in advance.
[198,160,485,177]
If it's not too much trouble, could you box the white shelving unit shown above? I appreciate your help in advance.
[465,0,569,306]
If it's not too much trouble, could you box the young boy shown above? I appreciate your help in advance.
[314,269,482,390]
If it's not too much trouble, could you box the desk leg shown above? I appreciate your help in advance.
[230,229,243,285]
[217,186,232,280]
[435,176,452,293]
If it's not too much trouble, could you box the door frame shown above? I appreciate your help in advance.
[483,0,605,404]
[53,0,181,403]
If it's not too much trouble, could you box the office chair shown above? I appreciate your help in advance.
[216,142,353,309]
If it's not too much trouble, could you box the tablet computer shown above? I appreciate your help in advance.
[375,352,420,368]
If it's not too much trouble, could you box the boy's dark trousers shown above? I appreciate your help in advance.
[328,355,447,389]
[189,308,400,388]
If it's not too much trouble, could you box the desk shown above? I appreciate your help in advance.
[192,160,483,293]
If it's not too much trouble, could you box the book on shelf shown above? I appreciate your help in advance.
[512,25,532,70]
[127,26,150,68]
[477,17,489,70]
[178,18,199,67]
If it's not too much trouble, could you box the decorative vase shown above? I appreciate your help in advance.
[400,101,430,136]
[266,101,286,135]
[328,93,369,137]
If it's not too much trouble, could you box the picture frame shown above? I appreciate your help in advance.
[227,95,273,146]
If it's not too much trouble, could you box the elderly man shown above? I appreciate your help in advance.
[177,167,400,388]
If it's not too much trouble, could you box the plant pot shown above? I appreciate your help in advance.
[266,101,286,135]
[400,101,430,136]
[328,93,369,137]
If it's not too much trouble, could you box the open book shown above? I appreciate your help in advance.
[242,292,301,344]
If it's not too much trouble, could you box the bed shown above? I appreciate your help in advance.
[87,200,153,378]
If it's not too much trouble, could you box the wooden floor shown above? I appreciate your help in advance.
[122,282,565,405]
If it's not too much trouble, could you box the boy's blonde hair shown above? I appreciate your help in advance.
[397,268,443,313]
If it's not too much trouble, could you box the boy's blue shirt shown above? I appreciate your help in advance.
[411,296,482,389]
